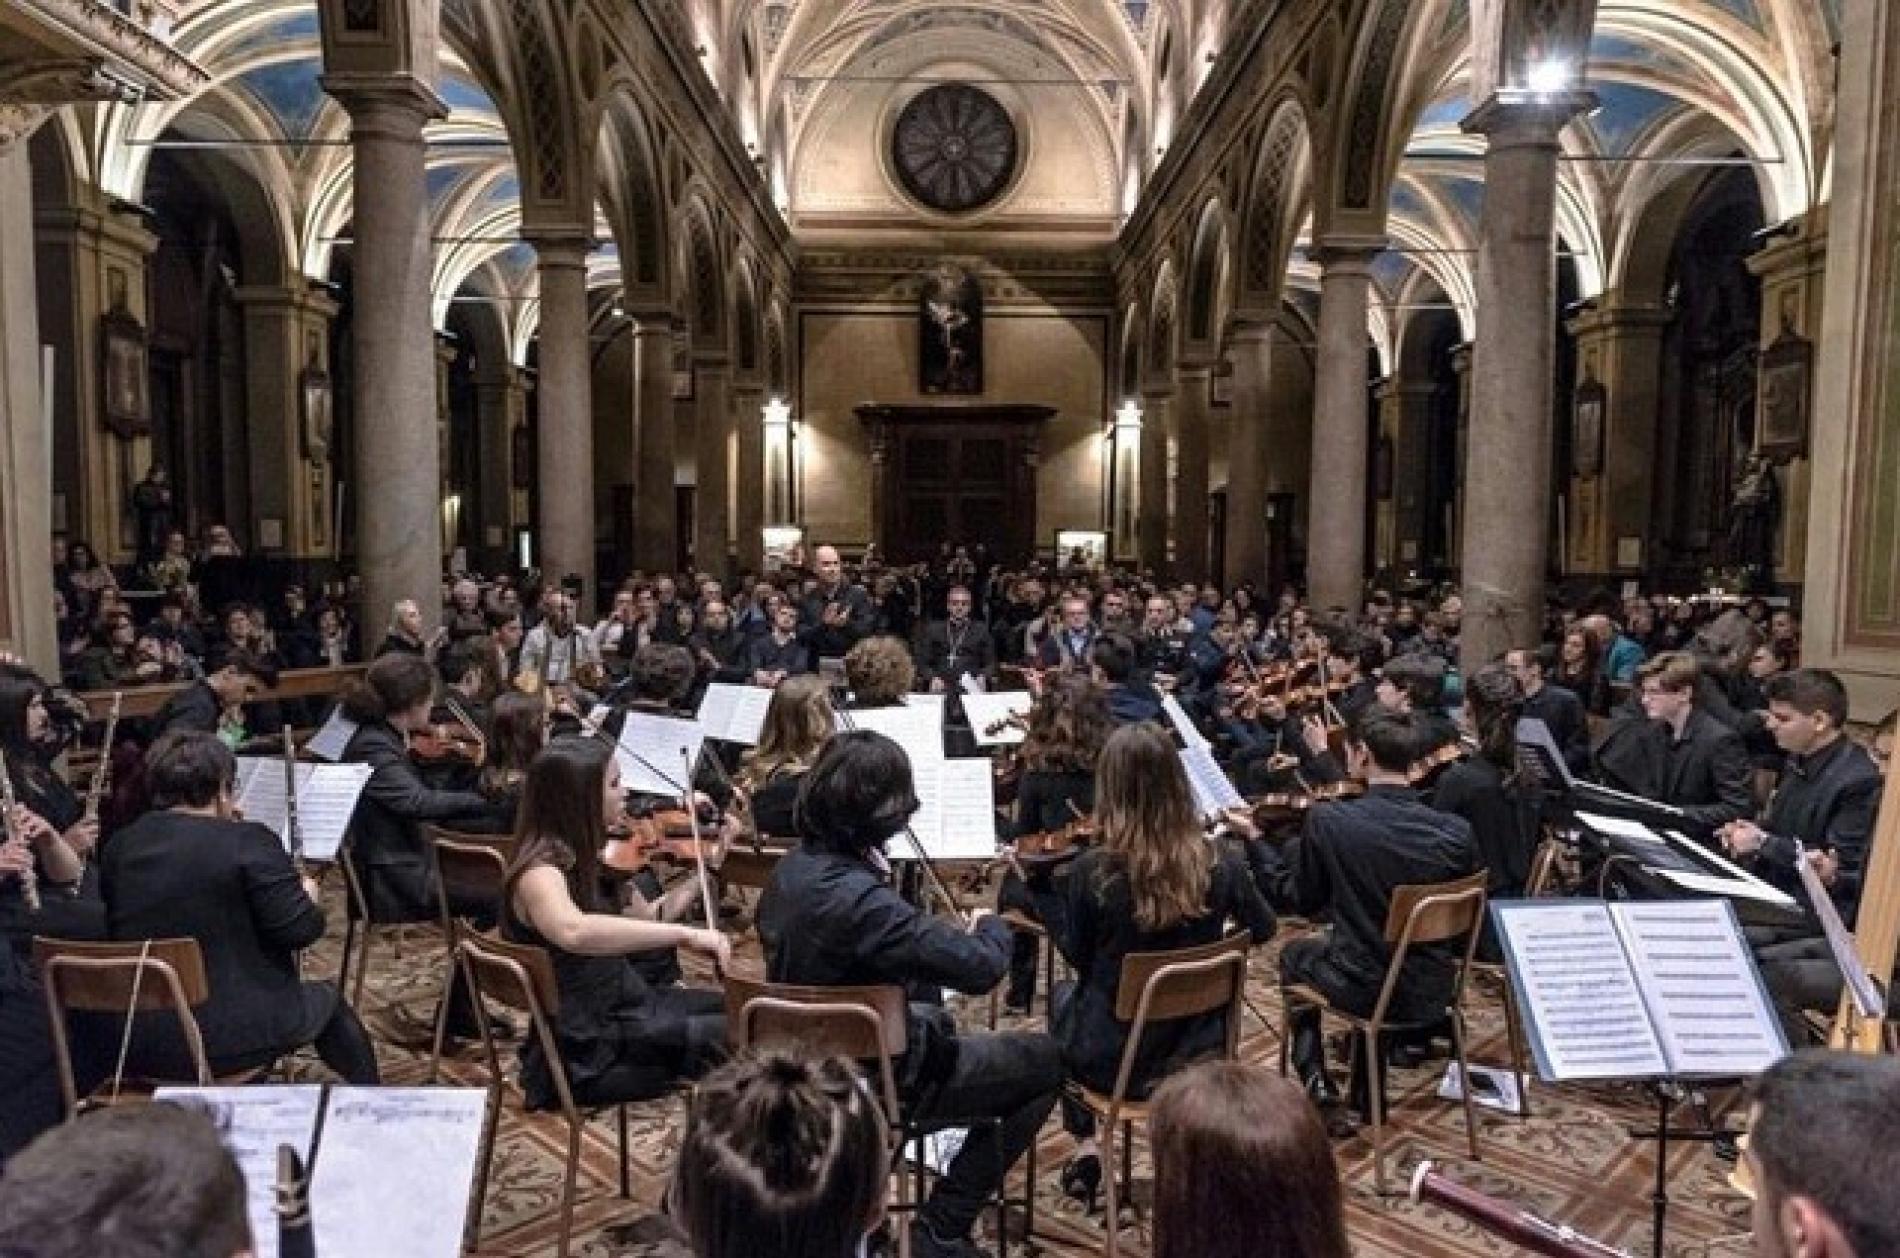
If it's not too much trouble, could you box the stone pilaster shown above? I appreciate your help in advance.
[1136,386,1172,575]
[234,284,339,555]
[1379,377,1438,579]
[629,316,678,575]
[530,235,595,608]
[1223,321,1272,588]
[475,363,529,570]
[0,141,57,673]
[693,358,731,577]
[1564,303,1672,576]
[1746,209,1828,585]
[1307,243,1379,612]
[731,381,765,572]
[1172,364,1213,580]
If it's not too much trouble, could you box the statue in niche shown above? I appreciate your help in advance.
[1728,451,1780,586]
[919,264,983,395]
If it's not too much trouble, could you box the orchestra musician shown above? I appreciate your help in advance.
[757,731,1062,1258]
[916,585,996,693]
[995,673,1113,1012]
[1270,710,1479,1128]
[798,546,876,662]
[101,731,380,1084]
[1597,651,1755,829]
[1742,1050,1900,1258]
[1432,665,1541,936]
[1505,644,1592,777]
[1024,723,1275,1210]
[840,635,915,710]
[1090,633,1164,725]
[0,675,101,947]
[501,737,731,1110]
[735,675,835,841]
[461,690,547,833]
[746,597,810,686]
[149,653,278,744]
[1036,594,1100,672]
[1716,670,1885,1043]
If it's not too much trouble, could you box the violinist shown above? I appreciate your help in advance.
[996,674,1113,1012]
[1271,710,1478,1129]
[840,635,916,710]
[1024,723,1275,1209]
[463,691,548,833]
[503,737,730,1110]
[757,731,1061,1258]
[735,675,835,841]
[1432,665,1541,927]
[1373,654,1462,793]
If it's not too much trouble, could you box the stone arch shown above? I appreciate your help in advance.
[1239,95,1313,314]
[1148,263,1179,385]
[1183,196,1234,352]
[676,196,727,353]
[1320,0,1441,230]
[595,82,669,293]
[731,254,763,377]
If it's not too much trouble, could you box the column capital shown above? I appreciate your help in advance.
[319,72,445,131]
[1309,238,1386,274]
[232,283,340,319]
[1566,302,1674,338]
[1460,91,1596,144]
[523,231,595,267]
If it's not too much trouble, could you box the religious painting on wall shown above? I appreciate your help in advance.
[1572,375,1606,479]
[300,362,333,468]
[671,325,695,401]
[101,306,151,440]
[1757,326,1812,462]
[919,264,983,395]
[1055,530,1108,571]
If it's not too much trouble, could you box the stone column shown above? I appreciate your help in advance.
[235,284,338,555]
[1306,244,1378,612]
[322,75,447,633]
[694,358,731,578]
[1448,343,1473,561]
[1172,364,1213,580]
[1380,378,1438,578]
[1136,388,1172,574]
[0,141,57,673]
[1459,92,1593,671]
[475,363,528,570]
[530,235,595,609]
[1564,304,1671,576]
[1223,322,1272,589]
[629,316,677,575]
[731,382,765,572]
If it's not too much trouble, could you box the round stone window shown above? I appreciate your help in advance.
[890,84,1019,214]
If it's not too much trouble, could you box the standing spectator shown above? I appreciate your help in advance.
[62,540,117,622]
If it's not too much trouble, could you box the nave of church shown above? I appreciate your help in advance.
[3,1,1900,1257]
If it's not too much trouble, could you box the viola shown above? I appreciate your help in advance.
[409,724,484,764]
[1406,738,1468,785]
[1008,815,1097,868]
[984,711,1030,738]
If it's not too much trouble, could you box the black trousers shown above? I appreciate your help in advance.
[905,1030,1062,1241]
[1279,933,1386,1097]
[1756,935,1842,1047]
[211,982,381,1086]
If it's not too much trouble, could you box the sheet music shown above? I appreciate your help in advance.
[958,673,985,696]
[1490,902,1668,1081]
[696,683,773,745]
[616,712,704,796]
[1661,830,1799,910]
[838,703,944,763]
[1160,693,1210,750]
[310,1088,486,1258]
[1574,811,1669,845]
[1653,867,1800,907]
[1796,842,1886,1021]
[903,758,1001,861]
[233,758,372,863]
[305,708,359,763]
[154,1085,324,1258]
[961,691,1034,747]
[1179,743,1243,818]
[1611,900,1788,1078]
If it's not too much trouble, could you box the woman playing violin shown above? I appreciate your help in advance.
[995,674,1113,1013]
[735,675,835,842]
[1024,723,1276,1210]
[503,736,731,1109]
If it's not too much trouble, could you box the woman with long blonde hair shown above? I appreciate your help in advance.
[1026,722,1276,1209]
[737,674,835,839]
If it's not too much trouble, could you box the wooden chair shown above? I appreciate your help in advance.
[1280,870,1490,1193]
[456,935,633,1258]
[987,909,1060,1030]
[34,936,265,1118]
[338,826,497,1017]
[724,973,915,1258]
[1067,932,1252,1258]
[717,842,788,922]
[427,832,517,1080]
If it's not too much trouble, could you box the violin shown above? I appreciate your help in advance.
[1249,781,1366,832]
[1406,737,1470,786]
[1008,814,1097,868]
[984,711,1030,738]
[602,807,717,873]
[410,724,484,764]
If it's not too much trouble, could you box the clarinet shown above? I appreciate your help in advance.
[0,750,39,913]
[1410,1164,1631,1258]
[282,725,305,874]
[275,1144,317,1258]
[82,691,123,827]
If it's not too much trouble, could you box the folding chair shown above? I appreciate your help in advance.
[427,831,516,1080]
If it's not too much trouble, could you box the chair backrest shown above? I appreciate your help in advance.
[1382,870,1490,947]
[457,934,561,1019]
[430,832,515,932]
[33,936,211,1010]
[1111,932,1251,1024]
[719,845,785,893]
[723,972,909,1061]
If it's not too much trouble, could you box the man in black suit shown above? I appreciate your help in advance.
[798,545,876,662]
[149,654,278,741]
[915,585,995,692]
[1507,644,1592,776]
[101,731,379,1083]
[1718,670,1886,1042]
[1270,710,1478,1124]
[1598,651,1755,829]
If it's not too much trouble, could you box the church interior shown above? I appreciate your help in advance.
[3,1,1900,1256]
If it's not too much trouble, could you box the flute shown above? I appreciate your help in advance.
[0,750,39,913]
[1410,1164,1631,1258]
[82,690,123,826]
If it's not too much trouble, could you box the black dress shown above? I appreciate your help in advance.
[0,759,106,951]
[500,873,723,1109]
[997,769,1096,1003]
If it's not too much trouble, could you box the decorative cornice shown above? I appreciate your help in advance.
[5,0,209,102]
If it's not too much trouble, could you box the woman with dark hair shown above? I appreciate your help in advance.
[673,1050,888,1258]
[996,674,1113,1011]
[103,731,379,1084]
[1027,722,1275,1208]
[462,690,545,833]
[736,674,835,840]
[1433,664,1540,940]
[1149,1059,1350,1258]
[758,731,1061,1258]
[0,676,101,948]
[1553,626,1609,717]
[502,736,729,1108]
[61,540,116,622]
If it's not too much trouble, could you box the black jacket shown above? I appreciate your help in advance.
[153,680,222,740]
[1031,843,1274,1095]
[1596,708,1754,829]
[1433,757,1540,899]
[916,618,996,688]
[1754,737,1885,925]
[344,720,492,921]
[798,584,876,661]
[1523,683,1591,777]
[758,844,1012,1089]
[746,632,810,678]
[102,811,329,1068]
[689,628,751,684]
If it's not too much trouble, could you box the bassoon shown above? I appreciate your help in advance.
[1410,1163,1632,1258]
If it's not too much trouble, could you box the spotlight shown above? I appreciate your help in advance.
[1526,58,1572,95]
